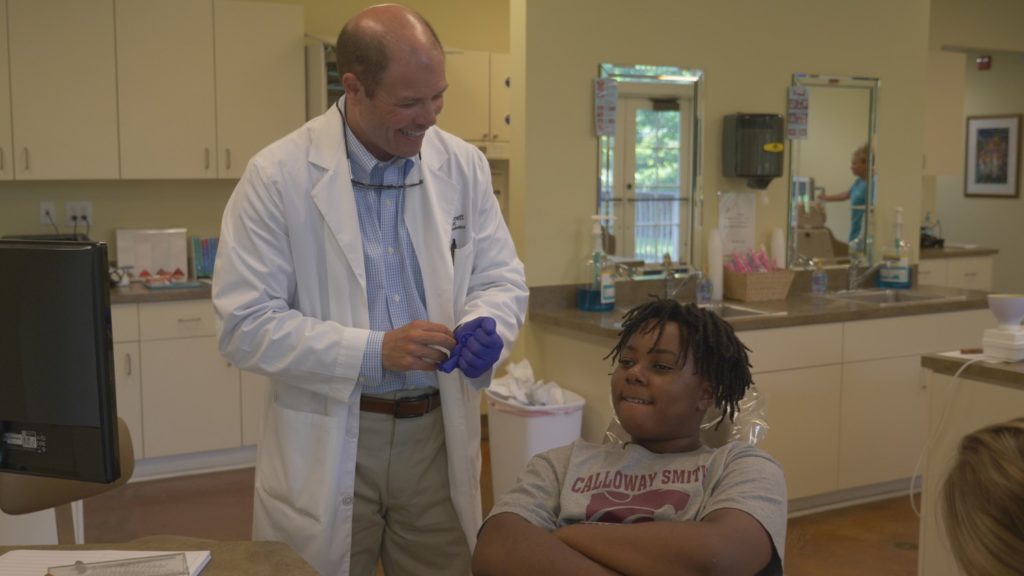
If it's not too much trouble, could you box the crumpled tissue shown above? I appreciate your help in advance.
[486,359,568,407]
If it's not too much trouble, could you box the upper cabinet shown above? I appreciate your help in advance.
[117,0,304,179]
[437,50,511,158]
[117,0,217,179]
[0,1,12,181]
[0,0,303,181]
[7,0,120,180]
[214,0,305,179]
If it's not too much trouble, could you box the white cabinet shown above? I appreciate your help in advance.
[111,304,144,461]
[116,0,216,179]
[754,366,841,499]
[116,0,303,179]
[138,301,240,458]
[6,0,120,179]
[438,50,511,157]
[917,256,993,291]
[214,0,305,178]
[0,1,12,181]
[839,356,927,488]
[837,310,993,488]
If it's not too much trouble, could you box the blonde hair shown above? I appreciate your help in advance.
[941,418,1024,576]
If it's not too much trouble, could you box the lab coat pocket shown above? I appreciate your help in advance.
[452,240,475,314]
[257,397,343,524]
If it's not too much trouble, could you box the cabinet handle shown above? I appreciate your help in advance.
[0,148,4,171]
[205,148,210,170]
[125,352,133,376]
[225,148,231,170]
[177,317,203,323]
[964,272,977,277]
[23,147,29,171]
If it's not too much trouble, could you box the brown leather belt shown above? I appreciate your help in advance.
[360,390,442,419]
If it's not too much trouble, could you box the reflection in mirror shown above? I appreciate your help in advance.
[787,73,879,269]
[597,64,703,273]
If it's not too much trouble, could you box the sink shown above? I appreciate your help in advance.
[699,302,785,319]
[822,289,967,307]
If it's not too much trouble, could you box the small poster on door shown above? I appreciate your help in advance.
[594,78,618,137]
[787,85,809,140]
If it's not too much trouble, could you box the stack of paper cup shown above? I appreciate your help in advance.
[770,227,786,269]
[708,228,724,301]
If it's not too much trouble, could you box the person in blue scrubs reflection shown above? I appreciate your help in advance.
[817,144,874,255]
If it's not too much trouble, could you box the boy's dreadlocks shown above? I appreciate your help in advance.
[606,298,753,428]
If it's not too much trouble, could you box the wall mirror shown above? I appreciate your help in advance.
[787,73,879,268]
[597,63,704,273]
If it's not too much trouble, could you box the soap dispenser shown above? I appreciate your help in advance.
[877,207,911,289]
[577,215,616,312]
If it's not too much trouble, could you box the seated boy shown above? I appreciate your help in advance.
[472,298,787,575]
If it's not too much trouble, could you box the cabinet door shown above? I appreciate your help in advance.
[240,370,270,446]
[141,336,241,457]
[489,53,511,142]
[214,0,304,178]
[116,0,216,179]
[916,259,946,287]
[752,365,842,499]
[839,356,927,488]
[8,0,119,179]
[946,256,993,291]
[112,342,144,461]
[0,1,12,181]
[438,50,490,142]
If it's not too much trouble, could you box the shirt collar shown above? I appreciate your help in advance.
[339,97,414,184]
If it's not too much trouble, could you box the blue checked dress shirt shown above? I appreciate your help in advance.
[345,119,438,393]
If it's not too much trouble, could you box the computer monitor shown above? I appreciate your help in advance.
[0,239,120,484]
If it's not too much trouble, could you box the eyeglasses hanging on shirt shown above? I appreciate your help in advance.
[337,100,424,190]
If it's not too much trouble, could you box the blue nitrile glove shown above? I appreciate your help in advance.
[437,316,503,378]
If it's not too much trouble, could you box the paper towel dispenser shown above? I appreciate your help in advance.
[722,113,785,189]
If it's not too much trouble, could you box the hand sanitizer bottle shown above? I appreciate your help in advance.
[811,259,828,295]
[877,207,912,289]
[577,216,616,311]
[697,270,713,306]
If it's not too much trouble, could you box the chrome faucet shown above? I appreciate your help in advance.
[847,259,884,291]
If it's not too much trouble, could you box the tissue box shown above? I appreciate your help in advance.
[723,269,794,302]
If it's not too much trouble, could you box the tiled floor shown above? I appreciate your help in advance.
[84,441,920,575]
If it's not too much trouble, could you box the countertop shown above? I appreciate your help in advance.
[530,283,990,337]
[921,353,1024,391]
[111,282,212,304]
[0,535,317,575]
[920,246,999,259]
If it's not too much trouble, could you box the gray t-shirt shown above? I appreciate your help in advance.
[488,439,787,575]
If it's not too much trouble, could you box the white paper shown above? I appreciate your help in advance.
[0,549,210,576]
[594,78,618,137]
[718,191,756,256]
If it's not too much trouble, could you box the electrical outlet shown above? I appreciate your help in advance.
[39,201,56,225]
[65,201,94,227]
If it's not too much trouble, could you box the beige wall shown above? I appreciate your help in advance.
[930,0,1024,52]
[934,50,1024,292]
[512,0,931,286]
[274,0,509,52]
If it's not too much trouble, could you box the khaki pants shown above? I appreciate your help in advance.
[349,392,470,576]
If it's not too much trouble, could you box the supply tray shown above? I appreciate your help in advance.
[723,269,795,302]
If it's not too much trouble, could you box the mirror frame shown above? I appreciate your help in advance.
[597,63,705,270]
[786,73,880,269]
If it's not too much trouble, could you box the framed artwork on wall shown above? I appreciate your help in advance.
[964,114,1020,198]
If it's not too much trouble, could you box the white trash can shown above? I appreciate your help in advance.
[485,388,585,500]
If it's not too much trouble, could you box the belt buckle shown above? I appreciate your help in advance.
[393,393,432,419]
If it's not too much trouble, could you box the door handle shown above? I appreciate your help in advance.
[125,352,133,376]
[225,148,231,171]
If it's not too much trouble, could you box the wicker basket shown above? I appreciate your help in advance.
[723,269,795,302]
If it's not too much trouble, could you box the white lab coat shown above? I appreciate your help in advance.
[212,104,528,576]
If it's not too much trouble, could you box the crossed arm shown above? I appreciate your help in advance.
[472,507,773,576]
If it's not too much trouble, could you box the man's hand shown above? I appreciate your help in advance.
[381,320,456,372]
[437,316,503,378]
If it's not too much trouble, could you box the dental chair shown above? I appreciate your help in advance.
[0,418,135,544]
